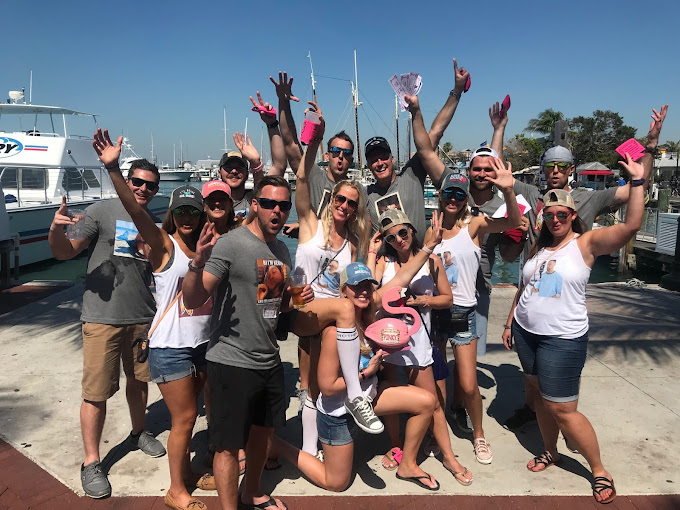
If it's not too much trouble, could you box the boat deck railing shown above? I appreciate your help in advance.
[637,208,658,243]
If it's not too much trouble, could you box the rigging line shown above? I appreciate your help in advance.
[359,107,379,137]
[315,73,351,83]
[358,90,394,135]
[332,95,354,136]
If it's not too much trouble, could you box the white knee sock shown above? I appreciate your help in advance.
[336,327,362,401]
[301,396,318,455]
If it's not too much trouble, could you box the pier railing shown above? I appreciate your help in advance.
[636,208,658,243]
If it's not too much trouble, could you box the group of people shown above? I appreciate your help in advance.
[47,59,669,510]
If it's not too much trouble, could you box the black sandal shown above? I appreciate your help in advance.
[592,476,616,504]
[527,451,557,472]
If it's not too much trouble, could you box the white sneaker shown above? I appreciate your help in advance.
[344,396,384,434]
[473,438,493,464]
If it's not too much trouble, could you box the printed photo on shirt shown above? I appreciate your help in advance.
[316,259,340,291]
[177,277,213,317]
[530,259,562,298]
[114,220,148,260]
[316,189,331,218]
[374,192,403,217]
[256,259,288,303]
[435,250,459,289]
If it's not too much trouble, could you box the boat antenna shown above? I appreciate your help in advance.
[307,51,324,163]
[244,117,248,139]
[223,106,228,153]
[395,94,400,167]
[150,133,155,164]
[29,71,32,104]
[352,50,363,169]
[407,112,412,161]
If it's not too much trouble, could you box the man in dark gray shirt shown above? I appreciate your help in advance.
[48,158,166,498]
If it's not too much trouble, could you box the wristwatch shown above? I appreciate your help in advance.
[267,120,279,129]
[630,178,646,187]
[644,146,659,156]
[503,325,512,330]
[188,260,204,273]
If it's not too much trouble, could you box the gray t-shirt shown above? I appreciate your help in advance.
[204,226,292,370]
[469,192,506,295]
[232,189,255,221]
[308,164,368,217]
[80,199,157,325]
[367,154,442,245]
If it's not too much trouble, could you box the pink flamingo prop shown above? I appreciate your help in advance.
[364,287,421,353]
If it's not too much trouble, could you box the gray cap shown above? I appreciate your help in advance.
[541,146,573,166]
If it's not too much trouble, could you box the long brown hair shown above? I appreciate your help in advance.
[528,212,586,259]
[161,209,207,247]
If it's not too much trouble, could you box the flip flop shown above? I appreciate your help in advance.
[443,464,473,486]
[592,476,616,504]
[395,472,440,491]
[381,447,402,471]
[239,496,288,510]
[239,457,247,476]
[527,451,559,472]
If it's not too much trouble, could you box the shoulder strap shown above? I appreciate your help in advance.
[148,291,182,338]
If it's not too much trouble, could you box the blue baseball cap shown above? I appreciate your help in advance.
[441,173,469,194]
[340,262,379,287]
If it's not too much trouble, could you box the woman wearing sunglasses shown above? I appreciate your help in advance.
[424,165,521,467]
[501,155,645,505]
[292,101,378,458]
[94,130,216,510]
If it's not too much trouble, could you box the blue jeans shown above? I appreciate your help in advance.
[149,343,208,383]
[448,305,478,347]
[316,411,356,446]
[512,320,588,403]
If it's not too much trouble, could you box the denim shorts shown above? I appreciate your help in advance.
[448,305,478,347]
[316,411,357,446]
[149,343,208,384]
[512,320,588,403]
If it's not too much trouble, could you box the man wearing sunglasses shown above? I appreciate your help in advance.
[48,153,165,498]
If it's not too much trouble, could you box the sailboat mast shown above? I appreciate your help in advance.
[150,133,155,165]
[353,50,363,169]
[307,51,324,163]
[223,106,228,153]
[395,95,400,167]
[407,113,412,160]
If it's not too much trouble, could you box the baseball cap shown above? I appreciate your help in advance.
[541,146,573,166]
[441,173,469,194]
[202,180,232,199]
[467,147,498,168]
[219,150,248,169]
[169,185,203,211]
[543,189,576,210]
[340,262,379,287]
[379,208,414,234]
[364,137,392,159]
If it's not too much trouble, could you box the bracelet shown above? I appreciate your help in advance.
[504,325,512,330]
[360,368,366,380]
[368,250,377,255]
[267,120,279,129]
[250,161,264,173]
[644,146,659,156]
[449,89,462,100]
[188,260,204,273]
[422,246,433,255]
[630,178,646,187]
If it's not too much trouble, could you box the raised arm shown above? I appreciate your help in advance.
[489,101,508,163]
[182,222,220,309]
[232,132,264,187]
[406,95,445,182]
[472,158,522,239]
[428,58,469,148]
[296,101,325,242]
[580,154,644,263]
[270,72,303,172]
[92,128,168,267]
[249,91,286,178]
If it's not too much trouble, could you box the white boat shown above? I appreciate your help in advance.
[159,163,193,181]
[0,92,170,267]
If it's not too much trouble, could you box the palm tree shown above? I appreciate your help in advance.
[662,140,680,154]
[525,109,565,135]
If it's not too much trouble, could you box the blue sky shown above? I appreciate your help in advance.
[4,0,679,166]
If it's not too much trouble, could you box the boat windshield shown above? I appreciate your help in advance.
[0,167,48,190]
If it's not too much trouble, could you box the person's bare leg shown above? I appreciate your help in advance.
[242,425,287,509]
[380,364,402,469]
[126,377,148,434]
[454,340,484,439]
[298,336,311,395]
[435,340,448,409]
[524,376,537,411]
[213,448,240,510]
[81,400,106,464]
[527,379,561,471]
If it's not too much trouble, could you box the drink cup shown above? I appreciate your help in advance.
[290,273,307,309]
[299,110,321,145]
[66,209,86,240]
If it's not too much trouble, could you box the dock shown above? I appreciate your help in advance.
[1,282,679,508]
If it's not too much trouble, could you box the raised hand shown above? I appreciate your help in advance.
[453,58,469,93]
[647,104,668,145]
[250,91,277,125]
[426,212,444,249]
[305,101,325,138]
[404,94,420,113]
[270,71,300,102]
[193,221,217,267]
[486,158,513,191]
[619,153,644,180]
[52,195,77,226]
[233,132,260,164]
[92,128,122,169]
[369,231,383,255]
[489,101,508,129]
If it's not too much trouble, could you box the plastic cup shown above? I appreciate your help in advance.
[290,273,307,309]
[299,111,321,145]
[66,209,86,240]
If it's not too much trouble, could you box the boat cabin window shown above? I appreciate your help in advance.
[0,167,48,189]
[62,168,88,191]
[83,169,101,188]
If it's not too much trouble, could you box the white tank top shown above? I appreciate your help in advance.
[433,226,481,307]
[149,236,212,348]
[379,256,434,367]
[514,237,591,338]
[295,222,352,298]
[316,371,377,417]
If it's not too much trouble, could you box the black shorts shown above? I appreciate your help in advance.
[207,361,285,450]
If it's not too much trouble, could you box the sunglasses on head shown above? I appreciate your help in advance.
[129,177,159,191]
[543,211,570,221]
[441,188,467,201]
[543,161,571,173]
[329,146,353,158]
[172,206,201,217]
[256,197,292,211]
[384,227,409,245]
[333,193,358,210]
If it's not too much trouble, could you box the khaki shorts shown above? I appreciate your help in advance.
[82,322,151,402]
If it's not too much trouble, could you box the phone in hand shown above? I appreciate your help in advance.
[500,94,511,113]
[464,74,471,93]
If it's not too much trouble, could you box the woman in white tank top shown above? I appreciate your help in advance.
[501,155,647,504]
[424,166,521,466]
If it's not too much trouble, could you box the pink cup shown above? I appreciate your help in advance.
[300,111,321,145]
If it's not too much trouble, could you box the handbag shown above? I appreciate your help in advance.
[432,307,471,333]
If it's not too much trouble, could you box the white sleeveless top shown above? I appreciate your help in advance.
[149,236,212,349]
[379,256,434,367]
[514,237,591,338]
[433,226,481,307]
[316,369,377,417]
[295,222,352,298]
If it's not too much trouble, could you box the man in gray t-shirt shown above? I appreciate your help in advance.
[48,157,165,498]
[182,175,303,510]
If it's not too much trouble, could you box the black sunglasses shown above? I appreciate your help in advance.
[543,211,570,221]
[329,146,353,157]
[442,189,467,201]
[172,206,201,217]
[256,197,292,211]
[384,227,409,245]
[129,177,159,191]
[333,193,358,210]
